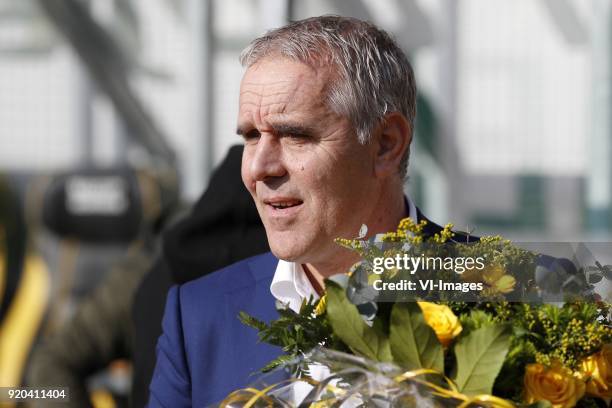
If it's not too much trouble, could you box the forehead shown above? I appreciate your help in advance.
[238,57,331,120]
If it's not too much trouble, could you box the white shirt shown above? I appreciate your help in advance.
[270,261,319,312]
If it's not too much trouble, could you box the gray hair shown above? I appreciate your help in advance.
[240,15,417,178]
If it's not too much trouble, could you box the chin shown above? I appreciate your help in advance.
[268,243,302,262]
[267,234,311,262]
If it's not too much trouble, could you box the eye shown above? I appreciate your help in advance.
[242,129,261,142]
[283,132,310,141]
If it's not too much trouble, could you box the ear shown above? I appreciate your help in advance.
[373,112,412,178]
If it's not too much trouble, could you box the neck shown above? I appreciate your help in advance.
[304,186,407,292]
[303,250,361,293]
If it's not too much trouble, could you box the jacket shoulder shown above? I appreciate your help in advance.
[148,252,280,407]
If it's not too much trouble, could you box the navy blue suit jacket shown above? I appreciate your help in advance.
[147,252,284,407]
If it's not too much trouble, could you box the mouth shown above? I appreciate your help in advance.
[263,197,304,214]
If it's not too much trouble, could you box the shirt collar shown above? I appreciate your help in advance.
[270,196,417,312]
[270,261,318,312]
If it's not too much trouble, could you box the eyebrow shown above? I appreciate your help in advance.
[236,122,316,137]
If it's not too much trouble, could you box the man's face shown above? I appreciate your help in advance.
[238,57,379,264]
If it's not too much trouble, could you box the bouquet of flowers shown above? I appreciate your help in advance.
[222,219,612,407]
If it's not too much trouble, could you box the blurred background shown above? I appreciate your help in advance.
[0,0,610,407]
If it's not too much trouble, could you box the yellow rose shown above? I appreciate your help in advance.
[524,362,585,408]
[417,301,462,347]
[580,344,612,400]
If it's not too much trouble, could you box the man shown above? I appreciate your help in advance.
[148,16,445,406]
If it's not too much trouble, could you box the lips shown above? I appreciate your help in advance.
[265,199,303,209]
[262,197,304,216]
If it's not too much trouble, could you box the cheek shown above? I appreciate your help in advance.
[306,173,347,221]
[299,158,351,200]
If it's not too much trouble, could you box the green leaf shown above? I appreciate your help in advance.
[325,280,391,362]
[260,354,295,373]
[452,324,511,396]
[370,317,393,362]
[389,303,444,372]
[238,311,268,331]
[459,309,495,333]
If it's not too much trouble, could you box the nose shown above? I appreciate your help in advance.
[247,134,286,182]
